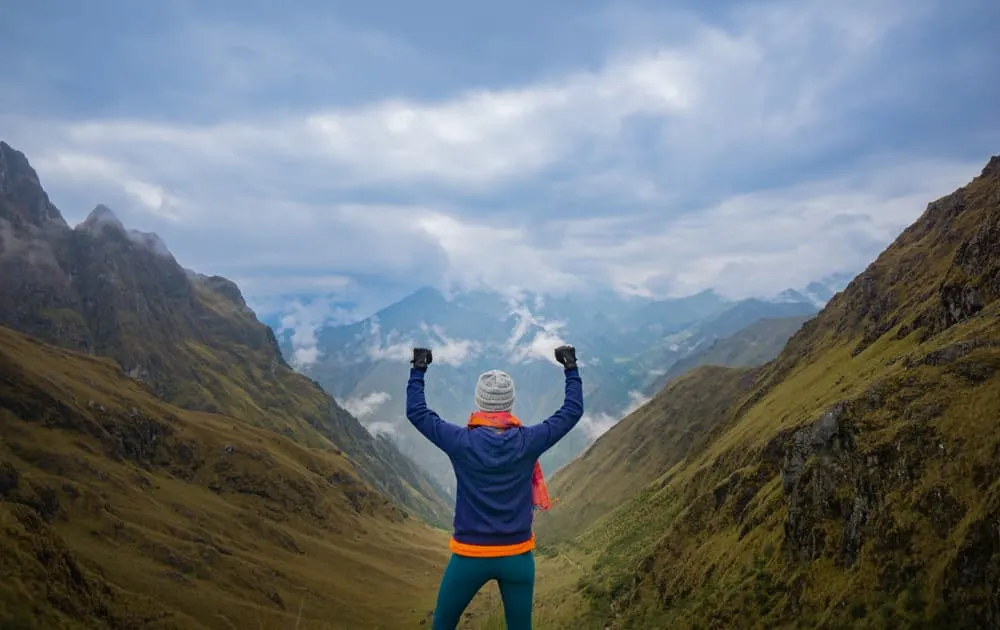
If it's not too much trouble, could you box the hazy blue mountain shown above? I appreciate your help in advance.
[277,279,840,490]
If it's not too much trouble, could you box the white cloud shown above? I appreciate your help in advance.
[277,294,358,367]
[362,317,482,366]
[579,412,618,441]
[623,390,652,416]
[4,0,992,311]
[578,390,653,441]
[365,421,397,438]
[420,324,482,366]
[504,300,568,365]
[364,318,414,363]
[341,391,391,419]
[21,1,914,199]
[32,152,185,222]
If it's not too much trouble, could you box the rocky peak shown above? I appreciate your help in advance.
[76,204,175,260]
[981,155,1000,180]
[78,204,126,236]
[200,275,249,308]
[0,141,68,229]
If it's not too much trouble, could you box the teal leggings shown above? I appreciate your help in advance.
[432,551,535,629]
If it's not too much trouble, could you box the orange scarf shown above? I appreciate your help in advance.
[467,411,554,511]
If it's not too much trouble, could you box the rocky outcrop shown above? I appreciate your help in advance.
[0,141,68,229]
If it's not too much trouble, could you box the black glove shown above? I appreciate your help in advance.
[411,347,433,371]
[554,345,577,369]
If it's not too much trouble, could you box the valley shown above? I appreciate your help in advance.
[3,1,996,627]
[2,134,997,629]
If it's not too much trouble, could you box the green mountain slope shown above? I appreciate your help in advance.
[540,155,1000,629]
[0,140,450,527]
[0,324,452,629]
[537,364,762,544]
[537,316,810,546]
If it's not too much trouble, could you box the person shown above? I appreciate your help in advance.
[405,344,584,630]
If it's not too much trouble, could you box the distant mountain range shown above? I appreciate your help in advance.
[279,274,852,494]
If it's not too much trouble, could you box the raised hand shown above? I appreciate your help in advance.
[554,345,577,369]
[411,347,433,371]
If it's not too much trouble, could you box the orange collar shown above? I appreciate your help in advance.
[468,411,522,428]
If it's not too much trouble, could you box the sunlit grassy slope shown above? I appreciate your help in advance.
[534,156,1000,629]
[0,324,453,629]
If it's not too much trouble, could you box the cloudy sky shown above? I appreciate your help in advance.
[2,0,998,324]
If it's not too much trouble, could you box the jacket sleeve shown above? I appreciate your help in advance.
[405,368,465,455]
[524,367,584,456]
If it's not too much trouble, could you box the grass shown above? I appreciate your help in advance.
[0,324,455,629]
[537,363,760,544]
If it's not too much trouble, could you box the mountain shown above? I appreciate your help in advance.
[0,323,450,628]
[537,364,763,545]
[0,140,450,528]
[534,155,1000,628]
[283,281,824,494]
[799,270,855,306]
[650,314,814,390]
[539,314,811,545]
[0,139,465,625]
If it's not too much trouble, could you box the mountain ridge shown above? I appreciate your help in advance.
[0,139,451,527]
[534,153,1000,629]
[0,322,452,628]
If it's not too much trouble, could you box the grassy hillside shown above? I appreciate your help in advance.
[0,323,455,629]
[537,316,810,543]
[537,155,1000,629]
[536,365,761,545]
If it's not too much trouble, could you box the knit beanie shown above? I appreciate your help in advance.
[475,369,516,412]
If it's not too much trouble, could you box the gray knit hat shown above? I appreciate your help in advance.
[475,369,515,412]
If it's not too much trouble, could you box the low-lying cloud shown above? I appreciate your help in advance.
[579,412,618,441]
[365,421,397,438]
[341,391,391,419]
[363,317,482,366]
[579,389,653,441]
[505,300,569,365]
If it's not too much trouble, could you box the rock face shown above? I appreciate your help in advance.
[0,140,451,527]
[0,141,67,229]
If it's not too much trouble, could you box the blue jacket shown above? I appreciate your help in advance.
[405,366,584,547]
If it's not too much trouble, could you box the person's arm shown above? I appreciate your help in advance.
[524,347,584,455]
[405,349,464,455]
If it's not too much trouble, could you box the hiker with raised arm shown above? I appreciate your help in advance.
[405,345,584,630]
